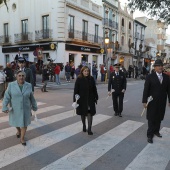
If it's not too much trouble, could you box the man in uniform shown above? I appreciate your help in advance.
[108,63,127,117]
[142,59,170,143]
[17,57,34,92]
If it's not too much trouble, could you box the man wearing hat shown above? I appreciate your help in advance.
[17,57,34,91]
[108,63,127,117]
[142,59,170,144]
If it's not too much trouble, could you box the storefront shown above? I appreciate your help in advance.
[1,43,56,66]
[65,44,103,69]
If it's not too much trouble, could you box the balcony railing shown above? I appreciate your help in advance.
[14,32,33,43]
[128,29,132,36]
[121,26,125,33]
[68,29,102,44]
[104,19,118,30]
[103,18,109,26]
[35,29,52,40]
[135,32,139,39]
[0,35,11,44]
[141,34,144,40]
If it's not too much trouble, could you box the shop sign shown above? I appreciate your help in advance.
[81,47,91,52]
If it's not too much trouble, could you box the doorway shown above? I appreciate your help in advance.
[81,54,88,65]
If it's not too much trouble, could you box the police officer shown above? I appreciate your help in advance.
[108,63,127,117]
[17,57,34,92]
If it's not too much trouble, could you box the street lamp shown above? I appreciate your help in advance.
[105,36,109,44]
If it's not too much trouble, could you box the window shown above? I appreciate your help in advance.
[94,24,99,43]
[42,15,49,38]
[129,22,131,30]
[4,23,9,43]
[68,15,74,38]
[5,55,10,65]
[21,19,28,41]
[122,18,124,27]
[21,19,28,34]
[82,20,88,41]
[4,23,8,36]
[121,36,124,45]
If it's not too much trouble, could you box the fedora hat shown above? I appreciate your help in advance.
[153,59,163,66]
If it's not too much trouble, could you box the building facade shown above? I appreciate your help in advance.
[133,19,146,70]
[0,0,103,70]
[117,2,133,70]
[102,0,119,68]
[136,17,168,62]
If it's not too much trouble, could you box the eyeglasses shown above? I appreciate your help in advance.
[18,75,25,77]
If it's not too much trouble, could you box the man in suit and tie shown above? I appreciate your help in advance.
[17,57,34,92]
[108,63,127,117]
[142,59,170,144]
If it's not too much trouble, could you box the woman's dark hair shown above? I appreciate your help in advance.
[78,66,91,78]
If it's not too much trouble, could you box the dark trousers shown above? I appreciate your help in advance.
[112,92,124,113]
[147,120,161,138]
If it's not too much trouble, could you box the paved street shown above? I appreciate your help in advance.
[0,79,170,170]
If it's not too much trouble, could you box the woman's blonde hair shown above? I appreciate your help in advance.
[78,66,91,78]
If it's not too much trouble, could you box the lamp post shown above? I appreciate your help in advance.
[104,36,110,78]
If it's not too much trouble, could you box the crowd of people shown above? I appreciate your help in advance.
[1,57,170,146]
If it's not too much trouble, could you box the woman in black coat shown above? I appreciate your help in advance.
[73,66,98,135]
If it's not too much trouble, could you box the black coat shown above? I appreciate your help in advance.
[3,67,14,82]
[142,72,170,121]
[108,71,127,93]
[73,76,98,116]
[42,69,49,81]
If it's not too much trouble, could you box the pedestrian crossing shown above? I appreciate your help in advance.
[0,100,170,170]
[35,82,71,89]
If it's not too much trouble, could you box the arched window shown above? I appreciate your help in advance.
[129,22,131,30]
[122,18,124,27]
[128,38,131,46]
[121,36,124,45]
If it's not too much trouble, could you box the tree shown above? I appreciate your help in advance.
[0,0,8,11]
[127,0,170,24]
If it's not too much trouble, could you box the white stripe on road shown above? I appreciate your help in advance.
[41,120,143,170]
[0,102,46,114]
[125,127,170,170]
[0,105,64,123]
[0,101,45,107]
[108,100,128,108]
[0,110,75,140]
[0,114,111,168]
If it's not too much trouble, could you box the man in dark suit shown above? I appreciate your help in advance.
[142,59,170,144]
[17,57,34,92]
[108,63,127,117]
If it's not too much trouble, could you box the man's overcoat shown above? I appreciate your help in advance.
[142,72,170,121]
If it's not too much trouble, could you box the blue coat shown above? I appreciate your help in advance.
[2,81,38,127]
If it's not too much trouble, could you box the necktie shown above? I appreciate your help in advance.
[158,75,163,83]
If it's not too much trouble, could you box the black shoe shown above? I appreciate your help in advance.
[88,130,93,135]
[114,112,118,116]
[44,90,48,92]
[118,113,122,117]
[83,126,86,132]
[21,141,26,146]
[154,133,162,138]
[147,138,153,143]
[16,133,20,138]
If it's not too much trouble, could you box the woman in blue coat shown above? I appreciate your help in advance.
[2,70,37,146]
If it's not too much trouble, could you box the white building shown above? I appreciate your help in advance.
[0,0,103,70]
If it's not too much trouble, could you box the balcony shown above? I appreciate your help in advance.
[67,29,102,45]
[135,32,139,39]
[0,35,11,44]
[121,26,125,33]
[141,34,144,40]
[14,32,33,43]
[103,18,109,26]
[35,29,52,41]
[128,29,132,36]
